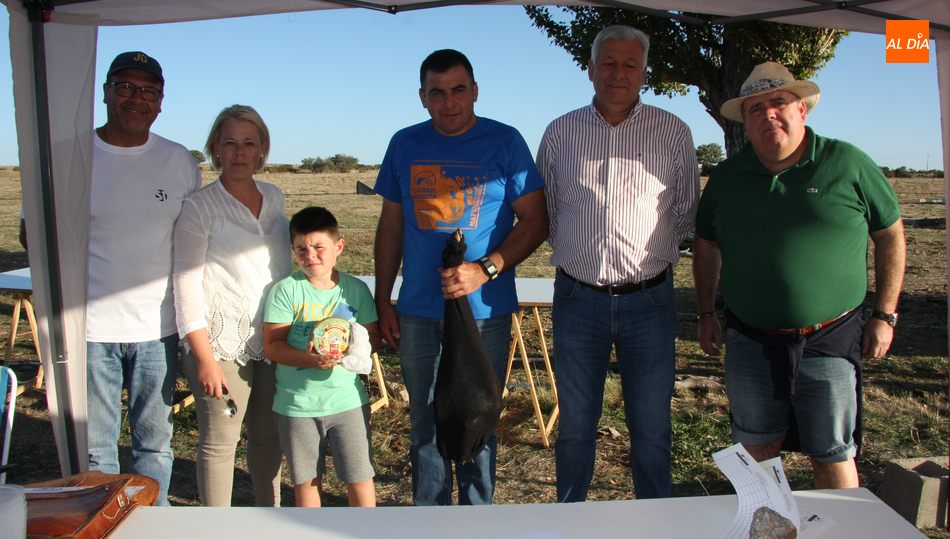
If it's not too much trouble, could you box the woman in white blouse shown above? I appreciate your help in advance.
[173,105,290,506]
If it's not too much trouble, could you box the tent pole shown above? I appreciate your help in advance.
[25,0,80,475]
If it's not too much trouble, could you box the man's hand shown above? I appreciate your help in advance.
[864,220,904,360]
[698,316,723,357]
[440,261,489,300]
[374,199,403,350]
[376,301,400,350]
[693,236,723,358]
[861,318,894,359]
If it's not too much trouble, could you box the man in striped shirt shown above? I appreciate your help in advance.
[537,25,699,502]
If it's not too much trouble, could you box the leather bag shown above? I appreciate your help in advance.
[25,470,158,538]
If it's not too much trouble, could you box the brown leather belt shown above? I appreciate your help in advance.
[560,267,669,296]
[765,310,851,336]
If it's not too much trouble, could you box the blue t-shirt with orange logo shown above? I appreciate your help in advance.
[375,117,543,320]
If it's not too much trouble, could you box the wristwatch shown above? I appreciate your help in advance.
[478,256,499,281]
[871,310,898,327]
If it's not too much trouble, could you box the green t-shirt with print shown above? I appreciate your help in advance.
[264,270,378,417]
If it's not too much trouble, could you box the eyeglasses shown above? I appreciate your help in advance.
[222,397,238,417]
[107,81,163,102]
[221,387,238,417]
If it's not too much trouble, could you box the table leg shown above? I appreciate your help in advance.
[171,394,195,415]
[515,309,549,447]
[504,307,558,448]
[503,309,527,398]
[22,296,43,388]
[4,296,22,362]
[369,352,390,413]
[531,307,559,438]
[4,293,44,390]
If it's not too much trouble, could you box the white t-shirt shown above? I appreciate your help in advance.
[173,179,291,365]
[86,132,202,342]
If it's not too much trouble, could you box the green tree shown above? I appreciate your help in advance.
[696,143,724,175]
[190,149,205,163]
[524,7,845,155]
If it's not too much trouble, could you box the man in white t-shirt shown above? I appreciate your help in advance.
[85,51,201,505]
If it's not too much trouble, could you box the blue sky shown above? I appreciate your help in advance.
[0,6,943,170]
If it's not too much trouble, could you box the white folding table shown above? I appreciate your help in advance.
[0,268,42,390]
[110,488,925,538]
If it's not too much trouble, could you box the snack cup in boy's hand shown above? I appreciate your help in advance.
[313,317,351,357]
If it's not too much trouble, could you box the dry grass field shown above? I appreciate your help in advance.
[0,166,946,533]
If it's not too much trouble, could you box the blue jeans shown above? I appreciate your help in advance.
[87,336,178,506]
[552,270,675,502]
[398,313,511,505]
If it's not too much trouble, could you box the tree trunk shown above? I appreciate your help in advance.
[723,122,747,157]
[696,51,752,158]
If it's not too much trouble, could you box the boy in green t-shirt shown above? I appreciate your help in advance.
[263,206,380,507]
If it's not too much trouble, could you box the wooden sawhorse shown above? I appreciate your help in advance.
[4,292,43,393]
[504,305,558,448]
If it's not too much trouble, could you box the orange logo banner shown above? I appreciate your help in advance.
[886,20,930,63]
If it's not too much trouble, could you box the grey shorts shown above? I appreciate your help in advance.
[275,404,375,485]
[724,328,858,463]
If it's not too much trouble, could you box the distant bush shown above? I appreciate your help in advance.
[891,166,913,178]
[266,164,297,173]
[190,150,206,163]
[301,154,361,173]
[881,165,944,179]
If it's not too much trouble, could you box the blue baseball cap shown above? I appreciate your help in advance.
[106,51,164,84]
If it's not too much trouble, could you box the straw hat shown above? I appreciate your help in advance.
[720,62,820,123]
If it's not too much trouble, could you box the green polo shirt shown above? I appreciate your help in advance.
[695,127,900,330]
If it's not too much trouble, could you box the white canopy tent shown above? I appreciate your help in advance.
[2,0,947,475]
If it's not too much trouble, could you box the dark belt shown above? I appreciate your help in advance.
[560,267,668,296]
[763,310,851,336]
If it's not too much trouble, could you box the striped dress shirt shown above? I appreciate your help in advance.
[537,101,700,286]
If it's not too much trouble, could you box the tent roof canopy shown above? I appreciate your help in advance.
[21,0,950,34]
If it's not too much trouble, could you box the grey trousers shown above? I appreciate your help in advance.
[182,354,282,507]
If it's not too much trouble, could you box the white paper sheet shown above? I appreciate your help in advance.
[758,456,800,522]
[713,443,800,538]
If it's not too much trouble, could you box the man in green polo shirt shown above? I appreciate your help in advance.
[693,62,905,489]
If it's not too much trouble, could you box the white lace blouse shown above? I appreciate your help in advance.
[173,179,291,365]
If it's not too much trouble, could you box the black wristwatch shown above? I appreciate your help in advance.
[871,310,898,327]
[478,256,499,281]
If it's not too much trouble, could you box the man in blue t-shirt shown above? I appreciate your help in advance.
[373,49,548,506]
